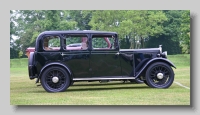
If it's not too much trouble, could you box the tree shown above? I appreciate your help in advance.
[13,10,46,52]
[180,10,190,54]
[146,35,181,54]
[10,10,15,45]
[10,10,20,58]
[146,10,189,54]
[12,10,77,57]
[68,10,93,30]
[89,10,167,49]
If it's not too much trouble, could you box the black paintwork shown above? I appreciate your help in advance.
[28,30,176,83]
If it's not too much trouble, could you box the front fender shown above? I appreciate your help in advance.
[148,58,176,69]
[135,58,176,78]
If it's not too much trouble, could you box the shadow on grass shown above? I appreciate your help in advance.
[29,83,150,93]
[67,86,150,92]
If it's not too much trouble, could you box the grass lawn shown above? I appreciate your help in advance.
[10,54,190,105]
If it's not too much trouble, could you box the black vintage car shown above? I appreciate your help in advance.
[28,30,176,92]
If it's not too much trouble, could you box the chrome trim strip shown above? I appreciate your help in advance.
[120,48,160,52]
[73,77,135,81]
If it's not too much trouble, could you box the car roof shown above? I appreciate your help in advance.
[35,30,118,50]
[40,30,117,35]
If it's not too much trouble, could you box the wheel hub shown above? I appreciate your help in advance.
[52,76,59,83]
[157,73,164,79]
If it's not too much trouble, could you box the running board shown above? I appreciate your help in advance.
[73,77,136,81]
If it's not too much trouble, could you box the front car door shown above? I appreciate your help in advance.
[89,34,121,78]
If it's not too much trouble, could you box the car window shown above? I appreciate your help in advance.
[92,35,115,50]
[43,36,60,51]
[63,34,88,50]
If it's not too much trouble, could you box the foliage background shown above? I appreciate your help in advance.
[10,10,190,58]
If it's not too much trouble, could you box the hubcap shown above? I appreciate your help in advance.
[52,76,59,83]
[157,73,164,79]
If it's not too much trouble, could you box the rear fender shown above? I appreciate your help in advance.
[28,52,37,79]
[38,62,72,80]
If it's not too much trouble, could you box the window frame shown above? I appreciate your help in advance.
[91,34,117,51]
[42,35,61,51]
[62,34,90,51]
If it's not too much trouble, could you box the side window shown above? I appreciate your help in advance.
[92,35,115,50]
[43,36,60,51]
[63,35,88,50]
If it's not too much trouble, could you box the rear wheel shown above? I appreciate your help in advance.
[145,62,174,88]
[41,66,70,92]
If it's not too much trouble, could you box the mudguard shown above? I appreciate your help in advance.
[28,52,36,79]
[38,62,72,80]
[135,58,176,78]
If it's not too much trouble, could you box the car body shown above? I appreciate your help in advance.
[27,30,176,92]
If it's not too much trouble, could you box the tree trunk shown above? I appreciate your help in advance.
[141,37,144,48]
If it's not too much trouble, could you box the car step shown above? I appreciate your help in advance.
[73,77,136,81]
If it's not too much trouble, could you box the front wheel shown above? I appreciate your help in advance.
[145,62,174,88]
[41,66,70,92]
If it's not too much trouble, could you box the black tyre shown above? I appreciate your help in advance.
[41,66,70,92]
[70,81,74,86]
[145,62,174,88]
[144,80,149,86]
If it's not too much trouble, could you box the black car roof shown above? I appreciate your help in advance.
[35,30,118,50]
[40,30,117,35]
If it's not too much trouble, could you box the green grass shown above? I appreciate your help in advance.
[10,55,190,105]
[167,54,190,68]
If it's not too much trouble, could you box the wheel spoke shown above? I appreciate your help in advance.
[157,76,168,85]
[41,66,70,92]
[45,69,66,90]
[146,62,174,88]
[148,64,172,86]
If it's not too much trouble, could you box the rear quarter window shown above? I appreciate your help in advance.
[43,36,61,51]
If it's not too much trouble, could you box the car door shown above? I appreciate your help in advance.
[89,34,121,78]
[61,34,90,78]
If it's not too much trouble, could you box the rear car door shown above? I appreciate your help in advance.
[61,34,90,78]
